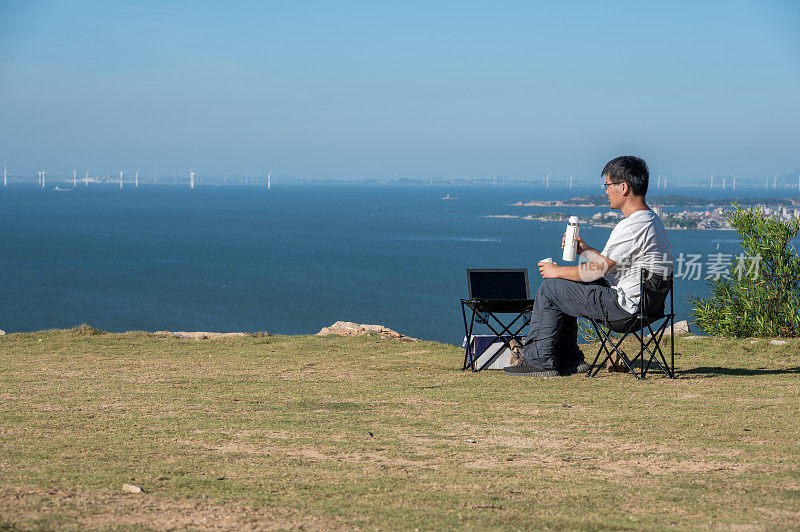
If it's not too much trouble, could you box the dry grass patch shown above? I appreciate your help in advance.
[1,330,800,529]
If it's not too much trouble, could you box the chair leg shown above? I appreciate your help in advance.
[640,323,645,379]
[670,314,675,377]
[611,335,640,379]
[633,331,660,378]
[650,321,674,378]
[587,344,605,377]
[640,321,674,378]
[587,321,611,377]
[588,321,640,379]
[659,319,676,379]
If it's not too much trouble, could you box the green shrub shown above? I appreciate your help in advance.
[690,204,800,337]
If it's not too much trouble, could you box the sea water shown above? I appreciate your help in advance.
[0,183,792,343]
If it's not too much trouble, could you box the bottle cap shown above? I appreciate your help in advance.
[568,216,579,224]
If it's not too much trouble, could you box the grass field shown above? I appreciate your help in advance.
[2,328,800,530]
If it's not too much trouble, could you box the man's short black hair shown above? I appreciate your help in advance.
[602,156,649,196]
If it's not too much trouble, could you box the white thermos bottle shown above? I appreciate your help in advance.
[562,216,580,262]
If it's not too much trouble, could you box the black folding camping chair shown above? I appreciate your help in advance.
[460,269,534,372]
[586,268,676,379]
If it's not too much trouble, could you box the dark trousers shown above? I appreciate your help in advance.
[523,278,633,370]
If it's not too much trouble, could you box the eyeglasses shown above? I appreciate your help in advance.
[603,181,623,190]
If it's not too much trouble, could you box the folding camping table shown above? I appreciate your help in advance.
[460,269,534,372]
[460,298,534,371]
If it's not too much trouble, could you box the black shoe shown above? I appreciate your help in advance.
[559,361,592,376]
[502,362,559,378]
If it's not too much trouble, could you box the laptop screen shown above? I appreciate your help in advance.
[467,269,529,300]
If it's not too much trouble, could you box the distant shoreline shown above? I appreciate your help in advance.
[504,193,800,230]
[512,193,800,208]
[485,214,736,231]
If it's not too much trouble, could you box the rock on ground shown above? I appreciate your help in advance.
[122,483,143,494]
[317,321,419,342]
[662,320,691,336]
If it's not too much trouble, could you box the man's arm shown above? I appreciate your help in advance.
[538,236,617,282]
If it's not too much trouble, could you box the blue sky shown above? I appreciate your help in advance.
[0,0,798,181]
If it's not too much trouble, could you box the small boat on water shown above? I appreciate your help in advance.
[442,194,458,200]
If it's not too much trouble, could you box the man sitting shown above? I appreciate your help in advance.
[504,155,673,377]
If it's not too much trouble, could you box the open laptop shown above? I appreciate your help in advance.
[466,268,530,313]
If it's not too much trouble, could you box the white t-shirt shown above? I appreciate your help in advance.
[601,209,673,314]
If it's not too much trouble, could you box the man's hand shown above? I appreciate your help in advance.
[539,254,616,283]
[538,261,560,278]
[562,233,590,256]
